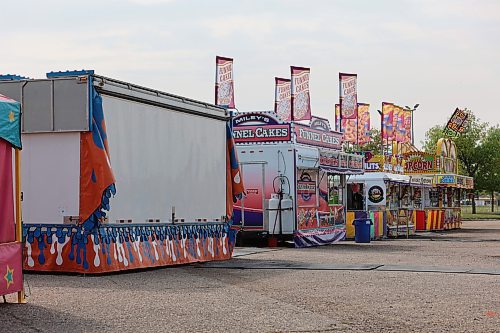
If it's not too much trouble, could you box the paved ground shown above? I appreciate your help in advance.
[2,220,500,332]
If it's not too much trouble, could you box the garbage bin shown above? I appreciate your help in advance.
[353,219,373,243]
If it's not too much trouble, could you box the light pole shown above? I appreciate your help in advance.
[404,104,419,145]
[377,109,384,155]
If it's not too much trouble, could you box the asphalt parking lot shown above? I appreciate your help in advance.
[2,220,500,332]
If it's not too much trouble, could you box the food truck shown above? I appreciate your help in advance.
[349,138,474,237]
[231,111,364,247]
[404,139,473,231]
[348,154,428,238]
[0,70,243,274]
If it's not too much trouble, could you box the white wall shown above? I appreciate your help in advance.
[102,96,227,223]
[21,132,80,224]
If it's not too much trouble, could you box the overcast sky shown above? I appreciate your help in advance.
[1,0,499,146]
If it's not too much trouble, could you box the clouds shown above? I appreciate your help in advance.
[0,0,499,146]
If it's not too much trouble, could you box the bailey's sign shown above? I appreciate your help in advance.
[294,124,343,150]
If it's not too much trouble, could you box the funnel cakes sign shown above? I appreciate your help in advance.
[232,112,291,143]
[294,124,343,150]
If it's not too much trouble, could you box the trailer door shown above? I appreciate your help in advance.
[233,162,266,231]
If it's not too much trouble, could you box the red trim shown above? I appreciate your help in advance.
[291,66,310,72]
[216,55,233,62]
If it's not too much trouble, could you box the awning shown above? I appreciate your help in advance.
[348,172,411,184]
[320,165,364,175]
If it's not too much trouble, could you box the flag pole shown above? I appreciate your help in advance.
[15,148,26,304]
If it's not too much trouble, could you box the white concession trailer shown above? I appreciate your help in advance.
[0,70,237,273]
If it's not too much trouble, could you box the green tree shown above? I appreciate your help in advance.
[358,128,383,154]
[422,125,444,153]
[474,126,500,212]
[342,129,383,154]
[421,113,490,214]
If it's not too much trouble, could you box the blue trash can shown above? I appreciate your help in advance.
[353,219,373,243]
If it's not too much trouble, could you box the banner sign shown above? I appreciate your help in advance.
[320,152,364,172]
[294,124,343,150]
[274,77,291,122]
[443,108,469,138]
[341,118,357,144]
[294,227,346,248]
[291,66,311,121]
[320,151,340,168]
[232,112,291,143]
[382,103,394,140]
[339,103,370,145]
[366,181,386,206]
[349,155,364,170]
[384,155,405,174]
[404,110,412,143]
[334,104,340,131]
[297,180,316,194]
[339,73,357,119]
[457,176,474,189]
[233,112,279,126]
[364,153,405,174]
[436,175,457,185]
[403,152,437,174]
[364,154,384,172]
[215,56,235,108]
[410,175,434,186]
[393,105,405,142]
[357,103,370,144]
[233,125,291,143]
[309,117,331,132]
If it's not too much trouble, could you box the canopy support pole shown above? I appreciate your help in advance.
[15,148,26,304]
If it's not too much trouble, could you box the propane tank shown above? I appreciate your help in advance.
[268,194,280,234]
[268,194,294,235]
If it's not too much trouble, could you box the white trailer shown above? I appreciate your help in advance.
[231,111,364,247]
[0,70,237,273]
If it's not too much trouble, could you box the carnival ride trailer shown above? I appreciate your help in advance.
[0,71,237,273]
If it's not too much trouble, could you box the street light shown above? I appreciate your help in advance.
[404,104,419,145]
[377,109,384,155]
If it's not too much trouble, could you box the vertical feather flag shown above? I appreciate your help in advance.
[339,73,357,119]
[275,78,292,121]
[382,102,394,141]
[404,110,412,143]
[357,103,370,144]
[291,66,312,121]
[335,104,341,131]
[215,56,235,108]
[393,105,404,142]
